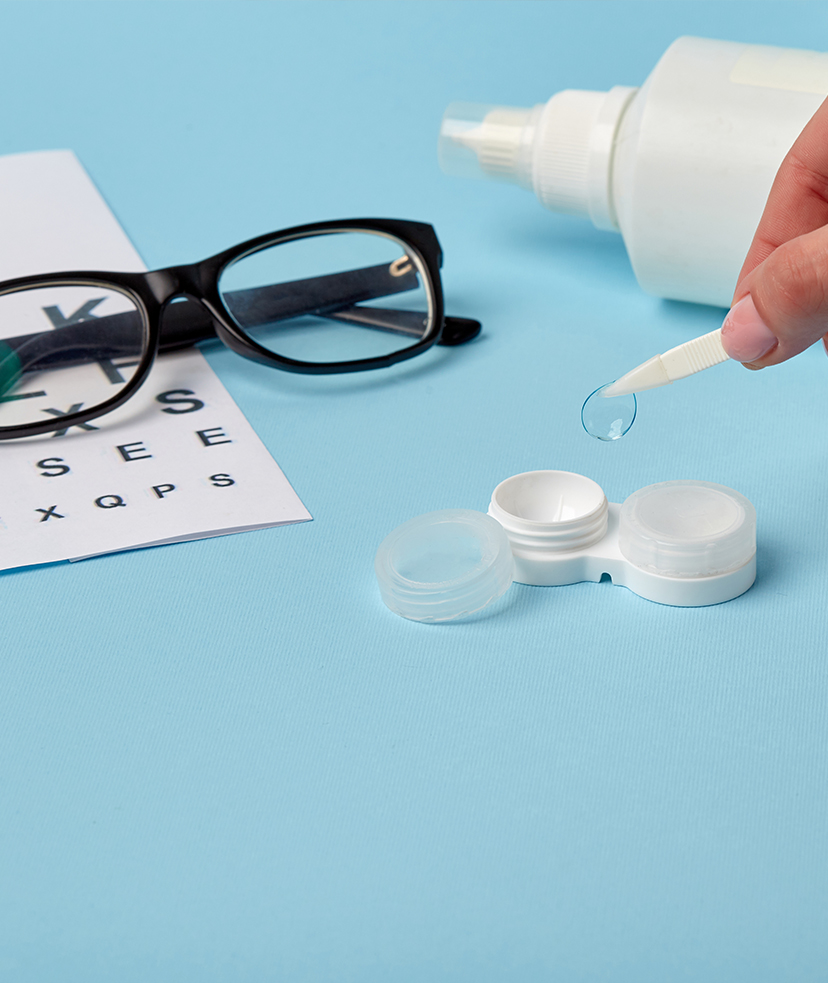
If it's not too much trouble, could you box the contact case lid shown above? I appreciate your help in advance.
[374,509,515,623]
[618,480,756,578]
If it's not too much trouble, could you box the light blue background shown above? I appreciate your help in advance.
[1,2,827,980]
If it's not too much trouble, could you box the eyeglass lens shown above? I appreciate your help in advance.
[0,284,146,431]
[217,230,433,363]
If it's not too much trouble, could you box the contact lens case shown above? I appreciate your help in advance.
[375,470,756,622]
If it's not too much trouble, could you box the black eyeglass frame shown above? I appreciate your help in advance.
[0,218,478,440]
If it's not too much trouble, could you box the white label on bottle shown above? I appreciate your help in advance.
[730,46,828,95]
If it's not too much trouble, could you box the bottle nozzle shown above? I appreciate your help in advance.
[438,102,540,189]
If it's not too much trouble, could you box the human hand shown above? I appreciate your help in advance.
[721,96,828,369]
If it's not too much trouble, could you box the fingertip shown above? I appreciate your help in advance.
[721,295,778,363]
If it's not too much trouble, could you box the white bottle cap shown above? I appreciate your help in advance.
[532,90,608,217]
[438,87,637,230]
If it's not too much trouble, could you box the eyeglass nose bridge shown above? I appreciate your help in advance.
[145,261,218,305]
[148,264,231,354]
[144,267,182,304]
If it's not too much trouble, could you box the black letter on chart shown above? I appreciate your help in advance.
[152,484,176,499]
[36,505,65,522]
[156,389,205,414]
[42,298,105,328]
[97,358,141,385]
[95,495,126,509]
[37,457,71,478]
[117,441,152,462]
[42,404,99,437]
[196,427,231,447]
[209,473,235,487]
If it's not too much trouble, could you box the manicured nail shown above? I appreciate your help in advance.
[721,295,777,362]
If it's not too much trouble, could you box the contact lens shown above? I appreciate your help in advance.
[581,385,637,441]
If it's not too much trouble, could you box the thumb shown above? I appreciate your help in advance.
[721,223,828,368]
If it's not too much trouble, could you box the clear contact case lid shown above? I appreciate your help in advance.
[374,509,514,623]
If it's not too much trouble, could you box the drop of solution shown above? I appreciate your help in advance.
[581,385,637,441]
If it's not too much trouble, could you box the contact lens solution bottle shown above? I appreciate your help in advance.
[438,37,828,307]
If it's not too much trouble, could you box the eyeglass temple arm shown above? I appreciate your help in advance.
[317,307,480,345]
[160,262,480,349]
[1,315,145,376]
[156,298,480,351]
[1,263,481,377]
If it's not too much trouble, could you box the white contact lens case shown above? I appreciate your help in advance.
[375,471,756,622]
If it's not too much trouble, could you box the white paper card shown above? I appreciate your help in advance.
[0,150,311,570]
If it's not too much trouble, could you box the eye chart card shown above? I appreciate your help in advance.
[0,150,311,570]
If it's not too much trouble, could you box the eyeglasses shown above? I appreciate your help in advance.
[0,218,480,440]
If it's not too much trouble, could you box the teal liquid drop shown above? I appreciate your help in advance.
[581,384,637,441]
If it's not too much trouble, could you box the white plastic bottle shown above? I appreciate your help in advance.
[438,37,828,307]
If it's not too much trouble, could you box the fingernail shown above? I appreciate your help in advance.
[721,295,777,362]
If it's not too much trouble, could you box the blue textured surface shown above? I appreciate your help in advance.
[2,3,827,980]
